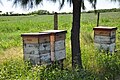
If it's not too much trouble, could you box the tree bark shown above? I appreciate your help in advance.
[71,0,83,69]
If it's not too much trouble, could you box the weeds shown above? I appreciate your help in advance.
[0,12,120,79]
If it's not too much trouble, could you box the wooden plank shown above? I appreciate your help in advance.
[55,49,66,60]
[55,33,66,41]
[39,35,50,43]
[54,12,58,30]
[94,36,115,43]
[24,44,39,55]
[111,30,116,37]
[40,53,51,64]
[42,30,67,34]
[94,43,109,51]
[94,30,111,36]
[94,43,115,52]
[29,54,40,65]
[50,34,55,61]
[109,43,115,52]
[24,54,40,65]
[55,40,65,51]
[23,36,38,43]
[93,27,117,30]
[39,43,51,54]
[21,33,49,36]
[24,53,31,61]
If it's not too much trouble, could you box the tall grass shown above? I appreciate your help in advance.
[0,12,120,79]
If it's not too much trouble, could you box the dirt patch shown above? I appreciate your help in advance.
[0,47,23,63]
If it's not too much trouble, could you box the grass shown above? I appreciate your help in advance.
[0,12,120,79]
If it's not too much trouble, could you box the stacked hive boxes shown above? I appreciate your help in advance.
[93,26,117,53]
[21,30,67,65]
[42,30,66,61]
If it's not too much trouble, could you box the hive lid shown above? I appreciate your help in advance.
[41,30,67,34]
[93,26,117,30]
[21,30,67,36]
[21,32,50,36]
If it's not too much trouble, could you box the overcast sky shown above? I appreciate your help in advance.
[0,0,119,13]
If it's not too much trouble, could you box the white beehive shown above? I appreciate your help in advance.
[41,30,67,61]
[93,26,117,53]
[21,30,67,65]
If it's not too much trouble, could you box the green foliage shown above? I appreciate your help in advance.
[28,10,50,15]
[96,54,120,80]
[0,12,120,79]
[0,58,98,80]
[86,8,120,13]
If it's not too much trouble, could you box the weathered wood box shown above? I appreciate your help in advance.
[93,26,117,53]
[21,30,67,65]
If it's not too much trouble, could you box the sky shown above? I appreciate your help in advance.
[0,0,119,13]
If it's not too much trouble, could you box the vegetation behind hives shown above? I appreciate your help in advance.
[0,12,120,80]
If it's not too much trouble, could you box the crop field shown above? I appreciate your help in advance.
[0,12,120,80]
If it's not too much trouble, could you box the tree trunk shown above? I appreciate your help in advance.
[71,0,82,69]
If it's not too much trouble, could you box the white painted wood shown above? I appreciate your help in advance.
[94,43,115,52]
[55,40,65,51]
[29,54,40,65]
[24,53,31,61]
[22,31,67,65]
[109,43,115,52]
[24,44,39,55]
[24,54,40,65]
[94,26,117,29]
[93,27,117,53]
[94,36,115,43]
[39,43,50,51]
[55,49,66,60]
[24,52,51,65]
[40,53,51,64]
[95,43,109,50]
[111,31,116,37]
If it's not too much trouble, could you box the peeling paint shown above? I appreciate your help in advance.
[93,27,117,53]
[21,30,67,65]
[55,49,66,60]
[55,40,65,50]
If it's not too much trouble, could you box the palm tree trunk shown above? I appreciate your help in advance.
[71,0,83,69]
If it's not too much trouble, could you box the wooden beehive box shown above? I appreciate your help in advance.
[21,30,67,65]
[93,26,117,53]
[21,33,51,65]
[41,30,67,61]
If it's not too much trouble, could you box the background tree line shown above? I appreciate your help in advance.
[0,8,120,16]
[85,8,120,13]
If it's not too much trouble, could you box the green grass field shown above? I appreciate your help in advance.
[0,12,120,80]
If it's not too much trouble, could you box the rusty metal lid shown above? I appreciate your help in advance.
[93,26,117,30]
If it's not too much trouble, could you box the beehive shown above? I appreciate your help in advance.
[42,30,67,61]
[93,26,117,53]
[21,30,67,65]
